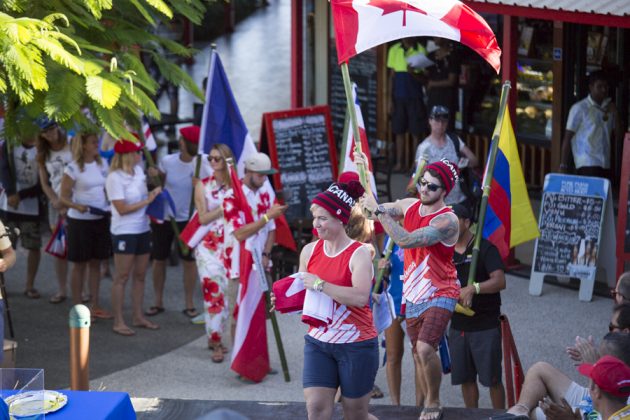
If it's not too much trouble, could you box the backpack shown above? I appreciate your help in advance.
[448,132,482,220]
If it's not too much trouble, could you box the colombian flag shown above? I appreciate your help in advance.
[482,108,539,259]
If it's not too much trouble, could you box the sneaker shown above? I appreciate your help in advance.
[191,314,205,325]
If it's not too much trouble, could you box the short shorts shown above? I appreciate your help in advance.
[449,326,503,387]
[406,306,453,350]
[111,231,151,255]
[151,221,194,261]
[302,335,378,399]
[66,217,111,262]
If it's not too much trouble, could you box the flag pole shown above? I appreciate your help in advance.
[190,44,217,217]
[340,63,371,194]
[338,107,351,175]
[466,81,512,296]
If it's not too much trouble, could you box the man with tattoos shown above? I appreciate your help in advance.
[359,156,460,420]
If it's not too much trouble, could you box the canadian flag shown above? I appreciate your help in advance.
[341,83,378,197]
[331,0,501,73]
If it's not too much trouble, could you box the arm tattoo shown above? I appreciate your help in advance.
[384,206,403,220]
[378,212,458,249]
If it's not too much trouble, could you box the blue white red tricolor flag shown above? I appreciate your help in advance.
[341,83,377,197]
[45,218,67,259]
[482,107,539,259]
[228,165,270,383]
[330,0,501,73]
[199,50,258,177]
[146,189,177,223]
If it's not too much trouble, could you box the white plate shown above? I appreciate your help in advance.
[5,390,68,417]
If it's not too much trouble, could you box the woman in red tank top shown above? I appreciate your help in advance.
[288,181,379,420]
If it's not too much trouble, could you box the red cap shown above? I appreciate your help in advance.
[425,158,460,195]
[114,139,142,154]
[180,125,200,144]
[338,171,360,184]
[578,355,630,397]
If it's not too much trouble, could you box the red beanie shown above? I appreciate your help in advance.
[312,181,365,224]
[425,158,459,195]
[338,171,360,184]
[114,139,143,154]
[180,125,201,144]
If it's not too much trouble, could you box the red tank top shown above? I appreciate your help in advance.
[402,201,459,303]
[306,240,377,343]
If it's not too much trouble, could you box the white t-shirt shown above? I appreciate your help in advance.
[45,146,72,194]
[105,166,149,235]
[64,160,110,220]
[159,153,211,221]
[0,144,39,216]
[415,135,466,205]
[566,95,615,169]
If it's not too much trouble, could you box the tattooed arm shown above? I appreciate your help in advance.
[377,211,459,249]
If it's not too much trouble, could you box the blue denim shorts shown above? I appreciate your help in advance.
[302,335,379,399]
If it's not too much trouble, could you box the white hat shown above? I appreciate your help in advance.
[244,152,278,175]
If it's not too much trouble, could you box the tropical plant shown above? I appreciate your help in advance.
[0,0,208,143]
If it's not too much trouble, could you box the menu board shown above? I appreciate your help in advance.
[260,106,338,222]
[329,45,378,147]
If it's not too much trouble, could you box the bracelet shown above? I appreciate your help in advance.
[262,252,270,258]
[262,214,270,224]
[473,282,480,294]
[313,277,325,292]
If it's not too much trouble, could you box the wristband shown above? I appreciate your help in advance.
[313,277,325,292]
[262,214,270,224]
[473,282,480,294]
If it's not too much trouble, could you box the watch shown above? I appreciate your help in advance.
[374,205,386,217]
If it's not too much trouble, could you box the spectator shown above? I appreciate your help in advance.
[193,144,243,363]
[560,70,621,178]
[146,126,211,319]
[0,219,16,364]
[449,203,506,409]
[387,38,428,172]
[59,132,112,318]
[611,272,630,305]
[0,130,42,299]
[426,38,461,131]
[576,355,630,420]
[36,116,71,304]
[414,106,478,206]
[106,139,162,336]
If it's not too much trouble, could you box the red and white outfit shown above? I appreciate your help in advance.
[194,176,243,344]
[402,201,459,304]
[306,239,377,344]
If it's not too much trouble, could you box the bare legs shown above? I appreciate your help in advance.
[151,259,197,310]
[506,362,573,416]
[415,341,443,420]
[461,382,505,409]
[385,318,425,406]
[25,249,40,293]
[304,387,378,420]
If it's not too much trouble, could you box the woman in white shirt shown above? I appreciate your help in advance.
[59,132,112,319]
[105,140,161,336]
[36,118,72,303]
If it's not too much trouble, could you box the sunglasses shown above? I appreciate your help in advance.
[209,156,224,162]
[609,322,621,332]
[418,178,443,192]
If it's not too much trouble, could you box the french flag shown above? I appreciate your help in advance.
[199,49,258,177]
[340,83,377,197]
[330,0,501,73]
[229,165,270,383]
[45,218,67,259]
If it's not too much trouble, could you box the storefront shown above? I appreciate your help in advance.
[291,0,630,190]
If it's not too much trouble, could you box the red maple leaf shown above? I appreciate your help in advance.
[368,0,426,26]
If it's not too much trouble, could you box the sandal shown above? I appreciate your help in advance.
[133,321,160,330]
[370,384,384,399]
[113,326,135,336]
[81,294,92,304]
[92,308,113,319]
[182,308,199,318]
[48,294,66,304]
[420,406,444,420]
[23,289,41,299]
[145,306,165,316]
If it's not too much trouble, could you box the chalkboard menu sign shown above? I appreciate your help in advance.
[530,174,617,301]
[260,106,338,222]
[329,44,378,147]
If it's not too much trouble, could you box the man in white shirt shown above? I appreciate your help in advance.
[146,125,211,318]
[560,70,620,178]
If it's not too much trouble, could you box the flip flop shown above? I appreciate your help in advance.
[23,289,41,299]
[371,385,384,399]
[420,406,444,420]
[48,294,66,304]
[133,321,160,330]
[92,308,113,319]
[81,294,92,304]
[145,306,165,316]
[113,326,135,336]
[182,308,199,318]
[211,346,224,363]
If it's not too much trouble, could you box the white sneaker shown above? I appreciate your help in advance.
[191,314,205,325]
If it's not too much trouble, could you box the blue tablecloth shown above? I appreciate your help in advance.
[48,391,135,420]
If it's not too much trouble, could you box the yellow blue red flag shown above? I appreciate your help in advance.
[482,107,539,259]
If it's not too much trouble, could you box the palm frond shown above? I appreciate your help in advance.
[128,0,157,26]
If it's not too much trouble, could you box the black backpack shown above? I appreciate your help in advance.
[448,132,482,220]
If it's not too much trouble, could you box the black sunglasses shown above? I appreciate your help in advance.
[609,322,622,332]
[209,156,224,162]
[418,179,443,192]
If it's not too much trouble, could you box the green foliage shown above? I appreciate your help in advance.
[0,0,212,144]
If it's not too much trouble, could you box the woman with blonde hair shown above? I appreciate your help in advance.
[36,117,71,302]
[105,140,161,336]
[59,132,112,318]
[193,143,243,363]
